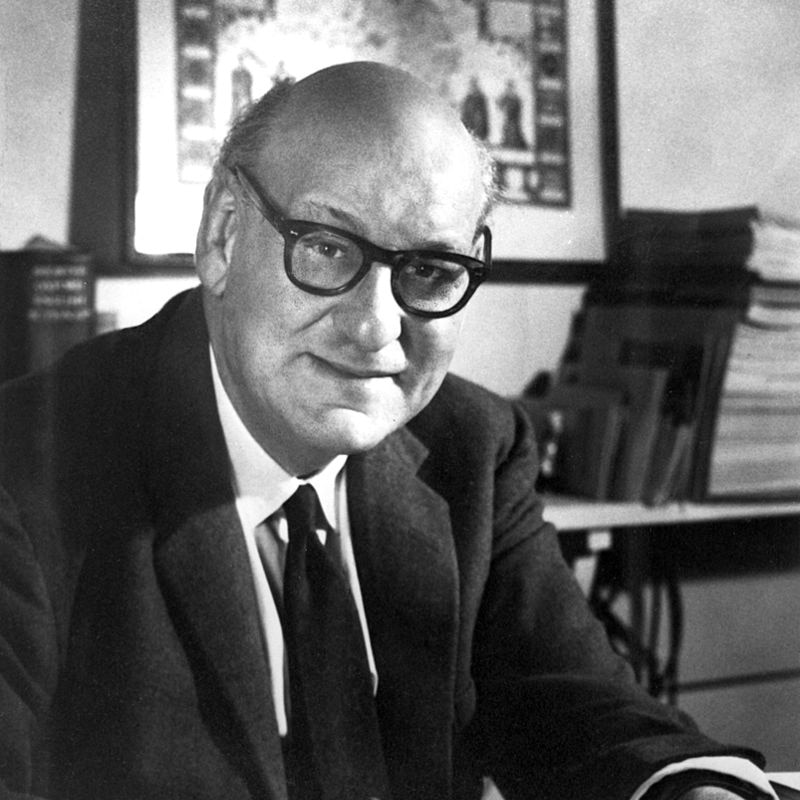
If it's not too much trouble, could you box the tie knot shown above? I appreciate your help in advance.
[283,484,322,539]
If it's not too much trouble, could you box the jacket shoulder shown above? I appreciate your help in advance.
[408,373,536,470]
[411,372,525,437]
[0,289,200,496]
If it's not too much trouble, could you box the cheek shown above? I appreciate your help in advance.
[218,262,288,380]
[425,314,463,363]
[405,318,462,397]
[222,232,303,347]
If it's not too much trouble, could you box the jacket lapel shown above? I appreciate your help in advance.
[143,291,287,800]
[347,430,460,799]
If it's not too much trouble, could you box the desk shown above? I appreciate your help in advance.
[543,495,800,533]
[542,495,800,718]
[543,495,800,629]
[771,774,800,799]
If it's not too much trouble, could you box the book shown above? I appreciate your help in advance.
[617,206,758,277]
[748,213,800,283]
[714,408,800,441]
[606,366,670,501]
[0,248,95,382]
[521,384,626,500]
[621,206,759,237]
[707,452,800,498]
[642,361,701,506]
[685,325,747,500]
[642,418,694,507]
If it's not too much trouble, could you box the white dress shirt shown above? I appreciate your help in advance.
[210,349,376,737]
[209,349,774,798]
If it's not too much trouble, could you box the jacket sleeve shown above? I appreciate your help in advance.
[462,402,764,800]
[0,483,59,799]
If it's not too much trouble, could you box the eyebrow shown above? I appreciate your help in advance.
[293,200,365,234]
[292,199,466,253]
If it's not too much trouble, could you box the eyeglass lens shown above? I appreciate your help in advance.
[291,228,473,314]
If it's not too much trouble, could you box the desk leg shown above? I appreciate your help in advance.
[621,526,651,674]
[572,529,613,595]
[594,526,682,702]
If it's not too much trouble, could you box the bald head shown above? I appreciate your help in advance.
[275,61,462,148]
[217,61,495,230]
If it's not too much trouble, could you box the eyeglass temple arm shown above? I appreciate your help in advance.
[230,165,284,230]
[480,225,493,270]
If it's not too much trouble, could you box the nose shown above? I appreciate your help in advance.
[331,262,403,350]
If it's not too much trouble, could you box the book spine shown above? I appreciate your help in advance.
[25,254,95,373]
[0,252,29,382]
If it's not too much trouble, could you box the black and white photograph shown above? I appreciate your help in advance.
[2,2,800,799]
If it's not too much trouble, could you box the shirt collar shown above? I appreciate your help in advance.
[209,347,346,532]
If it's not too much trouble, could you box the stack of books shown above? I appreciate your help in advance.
[748,213,800,283]
[527,207,756,505]
[551,284,748,505]
[705,214,800,499]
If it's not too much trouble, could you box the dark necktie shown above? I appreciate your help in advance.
[282,484,391,800]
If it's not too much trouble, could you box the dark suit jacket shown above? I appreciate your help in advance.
[0,289,761,800]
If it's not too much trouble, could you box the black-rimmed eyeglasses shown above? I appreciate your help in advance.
[230,165,492,318]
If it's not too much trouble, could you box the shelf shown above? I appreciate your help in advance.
[543,494,800,532]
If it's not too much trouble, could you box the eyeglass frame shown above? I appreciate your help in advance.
[229,165,492,319]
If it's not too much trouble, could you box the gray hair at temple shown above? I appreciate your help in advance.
[214,70,498,234]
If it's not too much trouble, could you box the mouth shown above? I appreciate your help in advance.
[311,355,404,381]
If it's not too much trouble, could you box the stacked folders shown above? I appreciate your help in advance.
[525,206,762,505]
[706,215,800,499]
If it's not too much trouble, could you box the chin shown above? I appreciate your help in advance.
[316,407,407,455]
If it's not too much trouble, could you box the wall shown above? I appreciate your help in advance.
[617,0,800,216]
[0,0,79,249]
[449,284,582,395]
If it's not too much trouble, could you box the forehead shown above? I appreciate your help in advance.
[254,109,485,247]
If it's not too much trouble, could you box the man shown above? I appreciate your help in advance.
[0,62,775,800]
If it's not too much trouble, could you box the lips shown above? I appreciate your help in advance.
[311,354,404,380]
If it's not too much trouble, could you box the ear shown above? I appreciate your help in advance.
[194,171,239,296]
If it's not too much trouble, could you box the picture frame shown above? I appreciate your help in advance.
[73,0,619,280]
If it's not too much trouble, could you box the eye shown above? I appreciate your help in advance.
[300,234,349,259]
[411,262,438,279]
[402,257,463,283]
[296,230,361,263]
[314,241,346,259]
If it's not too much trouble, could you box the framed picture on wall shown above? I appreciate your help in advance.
[129,0,617,277]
